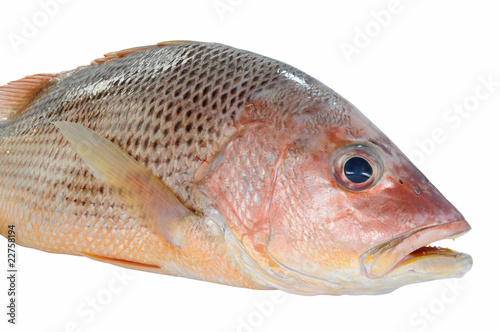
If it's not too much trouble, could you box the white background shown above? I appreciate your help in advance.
[0,0,498,331]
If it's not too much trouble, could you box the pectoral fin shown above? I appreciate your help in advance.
[54,121,191,247]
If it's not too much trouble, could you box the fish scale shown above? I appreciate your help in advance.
[0,41,301,287]
[0,41,472,294]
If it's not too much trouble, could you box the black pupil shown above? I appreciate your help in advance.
[344,157,373,184]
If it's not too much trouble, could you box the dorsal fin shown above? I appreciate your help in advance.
[90,40,193,66]
[0,73,58,121]
[0,41,194,121]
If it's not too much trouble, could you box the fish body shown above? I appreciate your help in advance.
[0,41,472,295]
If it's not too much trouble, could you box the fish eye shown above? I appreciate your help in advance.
[344,157,373,184]
[331,145,383,191]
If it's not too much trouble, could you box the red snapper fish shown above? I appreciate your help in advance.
[0,41,472,295]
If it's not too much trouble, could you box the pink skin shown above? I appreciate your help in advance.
[204,83,471,295]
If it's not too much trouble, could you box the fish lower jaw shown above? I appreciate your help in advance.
[382,247,472,282]
[360,220,472,279]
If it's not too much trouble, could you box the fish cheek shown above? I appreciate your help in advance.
[265,149,366,280]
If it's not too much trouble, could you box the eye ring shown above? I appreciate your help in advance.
[330,144,383,192]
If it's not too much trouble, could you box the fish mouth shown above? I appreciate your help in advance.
[360,220,472,279]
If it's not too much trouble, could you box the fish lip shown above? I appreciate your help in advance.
[360,220,471,278]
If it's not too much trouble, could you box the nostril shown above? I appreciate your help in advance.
[398,179,404,185]
[414,187,421,195]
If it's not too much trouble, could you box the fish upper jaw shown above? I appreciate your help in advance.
[360,219,472,279]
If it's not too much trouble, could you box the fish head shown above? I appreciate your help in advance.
[258,91,472,295]
[204,75,471,295]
